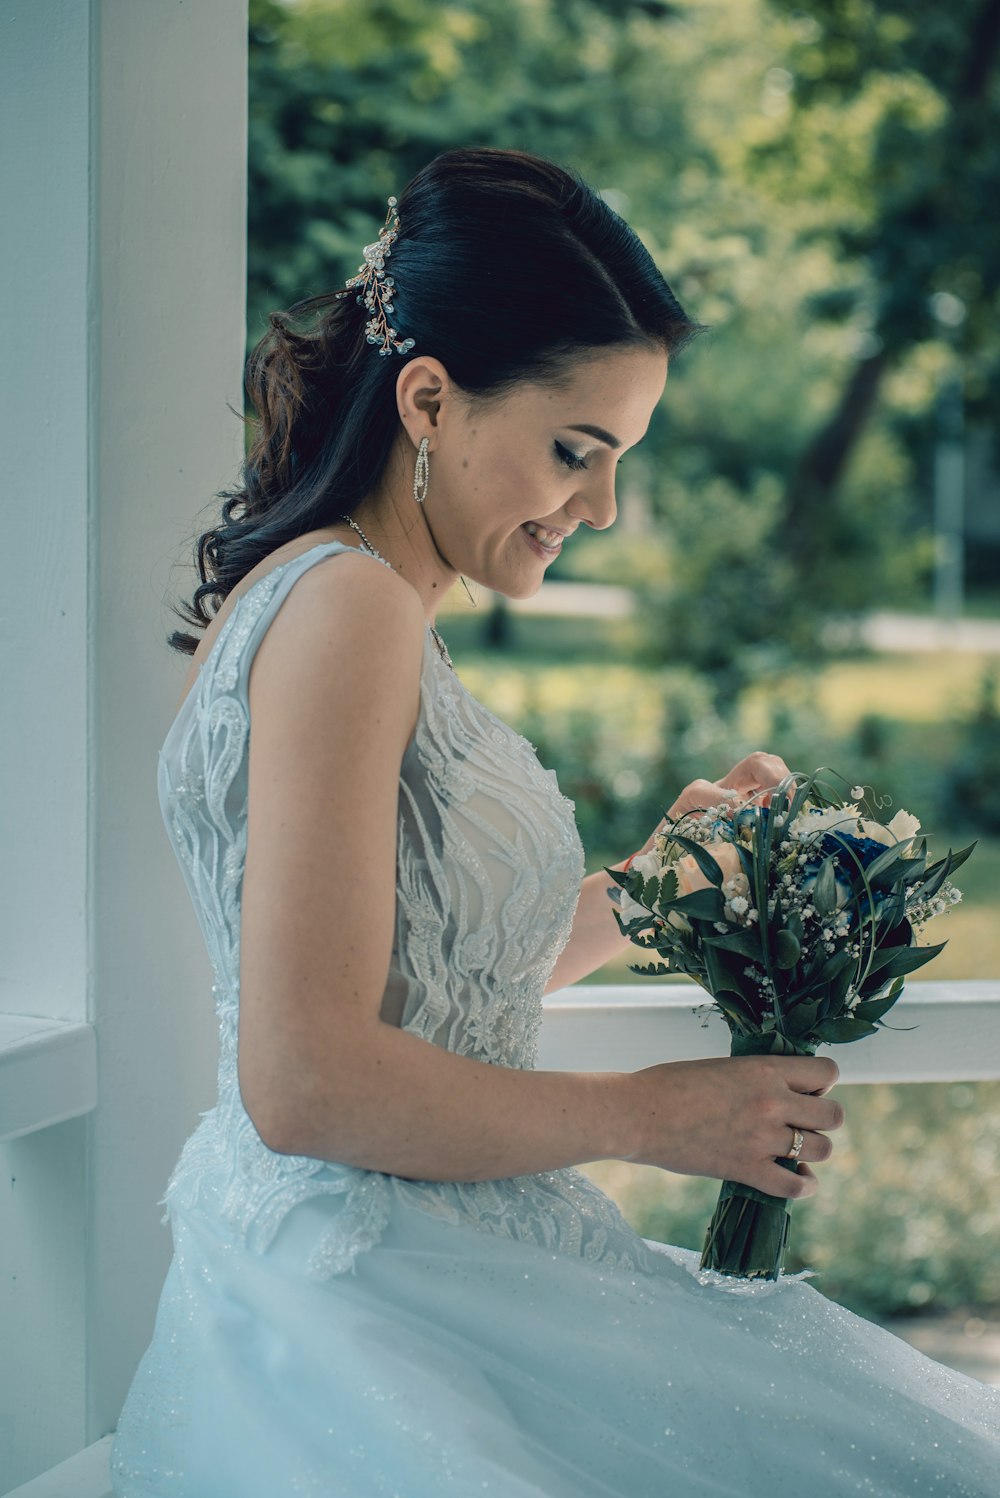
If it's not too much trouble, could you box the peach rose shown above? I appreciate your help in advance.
[674,839,744,896]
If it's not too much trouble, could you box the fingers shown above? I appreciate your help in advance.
[719,751,793,804]
[773,1125,834,1165]
[786,1054,840,1096]
[760,1160,818,1200]
[793,1093,845,1132]
[667,752,794,824]
[666,778,729,820]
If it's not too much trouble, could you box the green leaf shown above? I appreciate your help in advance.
[662,832,726,887]
[714,996,754,1030]
[863,926,913,978]
[785,998,822,1036]
[774,928,802,969]
[807,947,854,986]
[863,843,914,887]
[917,851,954,902]
[812,856,838,916]
[813,1017,880,1044]
[703,928,762,960]
[669,888,727,922]
[703,941,752,1004]
[827,957,856,1011]
[899,851,929,886]
[946,841,977,876]
[874,940,948,981]
[852,992,902,1023]
[628,959,672,977]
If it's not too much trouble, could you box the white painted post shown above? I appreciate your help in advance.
[0,2,248,1488]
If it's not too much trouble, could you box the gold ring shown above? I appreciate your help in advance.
[787,1128,805,1160]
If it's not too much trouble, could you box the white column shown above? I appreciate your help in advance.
[1,1,248,1485]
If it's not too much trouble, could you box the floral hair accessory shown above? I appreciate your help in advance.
[339,195,415,357]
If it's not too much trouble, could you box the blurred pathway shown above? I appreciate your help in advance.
[502,584,1000,652]
[504,580,633,618]
[848,611,1000,653]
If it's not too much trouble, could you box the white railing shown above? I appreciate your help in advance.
[4,978,997,1498]
[538,979,1000,1083]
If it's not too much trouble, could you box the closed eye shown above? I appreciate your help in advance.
[555,440,588,471]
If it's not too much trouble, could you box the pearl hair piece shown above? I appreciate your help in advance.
[339,195,416,357]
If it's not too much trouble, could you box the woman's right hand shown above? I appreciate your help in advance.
[623,1053,844,1199]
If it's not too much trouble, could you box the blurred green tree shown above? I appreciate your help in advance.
[244,0,999,700]
[757,0,1000,574]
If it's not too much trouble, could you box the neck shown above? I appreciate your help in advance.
[347,449,458,626]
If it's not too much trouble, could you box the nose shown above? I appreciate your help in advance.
[571,470,618,532]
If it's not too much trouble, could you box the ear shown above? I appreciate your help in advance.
[396,356,452,448]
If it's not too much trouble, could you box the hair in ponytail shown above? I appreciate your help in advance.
[168,145,703,654]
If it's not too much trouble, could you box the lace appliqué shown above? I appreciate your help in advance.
[392,1166,665,1275]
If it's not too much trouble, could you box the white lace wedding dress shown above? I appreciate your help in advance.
[110,541,1000,1495]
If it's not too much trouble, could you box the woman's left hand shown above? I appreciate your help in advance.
[623,750,793,868]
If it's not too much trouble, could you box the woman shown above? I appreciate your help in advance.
[111,147,999,1495]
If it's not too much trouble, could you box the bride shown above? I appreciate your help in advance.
[110,146,999,1495]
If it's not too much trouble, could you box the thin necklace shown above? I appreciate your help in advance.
[338,514,455,673]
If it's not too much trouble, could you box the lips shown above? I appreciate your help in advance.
[520,523,563,558]
[523,521,567,544]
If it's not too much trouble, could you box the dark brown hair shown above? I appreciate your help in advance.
[169,145,702,653]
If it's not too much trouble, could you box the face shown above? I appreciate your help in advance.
[422,344,668,598]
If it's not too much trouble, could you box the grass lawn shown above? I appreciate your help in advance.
[441,609,999,982]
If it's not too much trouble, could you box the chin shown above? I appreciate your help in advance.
[503,572,546,602]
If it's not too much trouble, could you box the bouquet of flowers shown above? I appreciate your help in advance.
[605,770,973,1281]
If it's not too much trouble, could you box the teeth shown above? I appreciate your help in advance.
[524,522,562,546]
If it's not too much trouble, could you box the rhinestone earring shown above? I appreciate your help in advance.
[413,436,430,503]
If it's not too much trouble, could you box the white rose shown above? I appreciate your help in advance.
[886,809,921,851]
[857,810,920,852]
[619,889,652,926]
[789,804,861,841]
[619,891,692,936]
[630,850,665,882]
[618,850,665,928]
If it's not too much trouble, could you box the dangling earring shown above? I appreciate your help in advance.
[412,434,475,605]
[413,436,430,504]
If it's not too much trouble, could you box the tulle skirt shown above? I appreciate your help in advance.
[110,1184,1000,1497]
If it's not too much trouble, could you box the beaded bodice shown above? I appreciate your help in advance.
[157,541,661,1278]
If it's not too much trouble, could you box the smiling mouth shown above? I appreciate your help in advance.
[521,521,564,551]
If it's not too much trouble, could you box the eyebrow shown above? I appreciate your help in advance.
[565,423,621,451]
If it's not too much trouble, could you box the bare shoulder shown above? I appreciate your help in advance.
[247,548,427,738]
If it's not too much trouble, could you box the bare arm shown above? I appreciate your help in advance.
[543,748,801,995]
[236,556,843,1196]
[543,860,634,995]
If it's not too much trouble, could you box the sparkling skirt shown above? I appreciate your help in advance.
[110,1185,1000,1497]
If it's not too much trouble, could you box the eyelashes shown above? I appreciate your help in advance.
[554,441,628,472]
[555,440,588,471]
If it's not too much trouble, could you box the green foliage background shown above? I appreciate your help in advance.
[248,0,1000,694]
[245,0,1000,1318]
